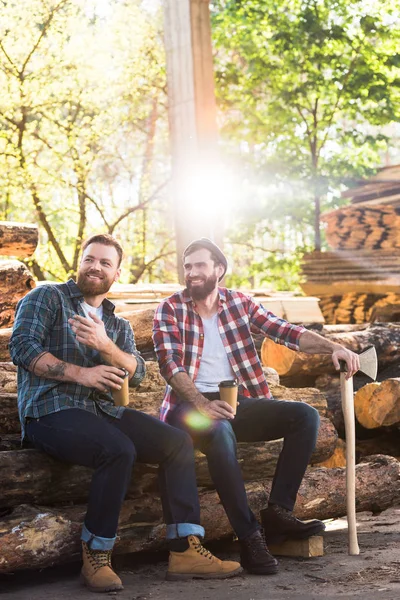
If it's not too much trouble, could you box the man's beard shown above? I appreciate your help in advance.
[77,271,113,296]
[186,273,218,301]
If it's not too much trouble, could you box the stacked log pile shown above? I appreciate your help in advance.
[321,204,400,251]
[1,313,400,573]
[301,199,400,323]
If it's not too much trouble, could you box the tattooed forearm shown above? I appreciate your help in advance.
[46,361,67,378]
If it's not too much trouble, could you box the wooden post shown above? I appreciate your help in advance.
[163,0,222,281]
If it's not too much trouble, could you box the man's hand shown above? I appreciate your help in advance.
[332,345,360,379]
[194,396,235,420]
[78,365,126,392]
[69,313,111,353]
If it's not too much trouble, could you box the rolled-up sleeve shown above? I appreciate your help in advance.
[153,301,186,382]
[116,320,146,387]
[248,297,306,350]
[9,286,58,370]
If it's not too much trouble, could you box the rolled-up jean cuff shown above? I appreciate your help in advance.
[81,523,116,550]
[166,523,205,540]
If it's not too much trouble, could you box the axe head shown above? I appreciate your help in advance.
[358,346,378,381]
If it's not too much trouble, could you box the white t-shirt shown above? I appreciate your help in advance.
[195,313,235,393]
[81,301,103,321]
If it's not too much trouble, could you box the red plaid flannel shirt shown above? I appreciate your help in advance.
[153,287,306,422]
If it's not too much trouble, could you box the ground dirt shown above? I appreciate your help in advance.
[0,507,399,600]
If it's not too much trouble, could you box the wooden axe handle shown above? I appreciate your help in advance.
[340,371,360,555]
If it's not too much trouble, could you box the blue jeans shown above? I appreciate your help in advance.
[167,395,320,540]
[26,407,204,550]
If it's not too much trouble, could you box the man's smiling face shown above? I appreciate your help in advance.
[184,248,223,300]
[77,243,121,297]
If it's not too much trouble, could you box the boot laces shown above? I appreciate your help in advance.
[86,546,113,571]
[274,505,299,524]
[192,538,214,561]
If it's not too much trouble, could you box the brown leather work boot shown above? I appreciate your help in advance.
[166,535,242,580]
[81,541,123,593]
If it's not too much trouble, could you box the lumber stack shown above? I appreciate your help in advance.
[321,204,400,251]
[300,189,400,322]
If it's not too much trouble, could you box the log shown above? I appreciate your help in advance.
[356,431,400,460]
[0,261,36,328]
[117,308,154,351]
[0,361,17,392]
[314,373,377,436]
[0,221,38,258]
[261,322,400,378]
[0,329,11,361]
[0,416,337,508]
[315,438,346,468]
[0,454,398,573]
[354,378,400,429]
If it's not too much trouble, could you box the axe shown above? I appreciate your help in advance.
[340,346,378,555]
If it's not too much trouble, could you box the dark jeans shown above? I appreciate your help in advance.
[26,407,202,547]
[167,395,320,540]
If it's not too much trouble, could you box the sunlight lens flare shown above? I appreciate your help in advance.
[184,410,213,431]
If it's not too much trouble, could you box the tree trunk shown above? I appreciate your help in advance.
[0,261,36,327]
[261,322,400,378]
[0,416,336,508]
[0,222,38,258]
[0,455,398,574]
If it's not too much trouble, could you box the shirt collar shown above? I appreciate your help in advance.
[66,279,116,314]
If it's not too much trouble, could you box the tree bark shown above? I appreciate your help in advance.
[0,455,398,574]
[0,416,336,508]
[0,261,36,327]
[0,222,38,258]
[261,322,400,378]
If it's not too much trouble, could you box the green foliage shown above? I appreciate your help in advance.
[0,0,175,282]
[212,0,400,269]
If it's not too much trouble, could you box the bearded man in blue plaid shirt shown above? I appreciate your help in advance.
[9,234,243,593]
[153,238,360,576]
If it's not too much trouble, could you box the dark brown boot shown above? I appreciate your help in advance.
[261,504,325,544]
[240,529,279,575]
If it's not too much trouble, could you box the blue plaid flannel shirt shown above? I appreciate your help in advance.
[9,279,146,440]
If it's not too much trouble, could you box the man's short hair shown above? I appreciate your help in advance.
[82,234,123,267]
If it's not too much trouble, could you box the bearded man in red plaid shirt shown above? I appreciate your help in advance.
[153,238,360,575]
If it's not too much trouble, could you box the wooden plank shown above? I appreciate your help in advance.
[268,536,324,558]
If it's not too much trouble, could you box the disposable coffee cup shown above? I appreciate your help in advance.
[112,368,129,407]
[219,380,238,415]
